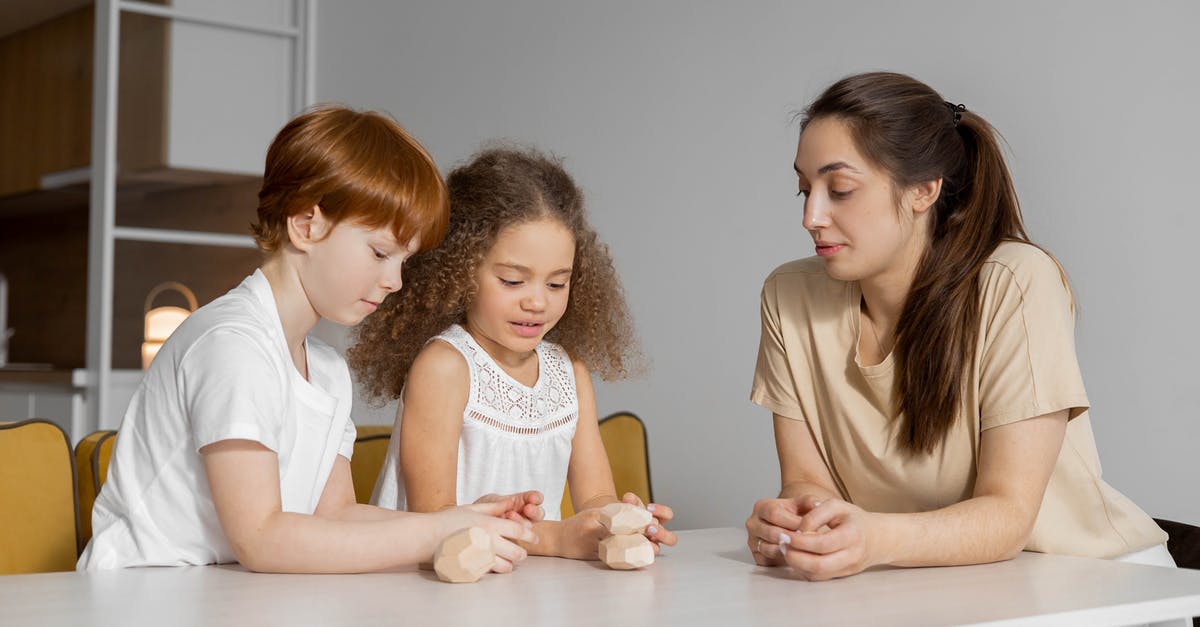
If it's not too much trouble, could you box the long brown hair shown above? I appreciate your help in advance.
[802,72,1049,454]
[348,145,639,402]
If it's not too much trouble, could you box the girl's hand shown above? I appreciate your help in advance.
[620,492,677,553]
[557,508,610,560]
[472,491,546,524]
[781,496,883,581]
[435,501,539,573]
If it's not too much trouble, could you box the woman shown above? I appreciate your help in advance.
[746,71,1171,581]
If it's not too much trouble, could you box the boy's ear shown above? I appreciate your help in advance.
[287,204,325,251]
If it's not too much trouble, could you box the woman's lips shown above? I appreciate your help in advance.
[815,243,845,257]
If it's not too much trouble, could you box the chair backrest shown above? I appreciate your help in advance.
[351,425,393,505]
[0,419,80,573]
[1154,518,1200,571]
[561,411,653,520]
[75,430,117,547]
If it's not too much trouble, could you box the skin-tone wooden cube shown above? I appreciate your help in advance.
[599,533,655,570]
[433,527,495,583]
[598,502,654,535]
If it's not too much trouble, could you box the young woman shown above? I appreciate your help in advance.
[746,72,1170,581]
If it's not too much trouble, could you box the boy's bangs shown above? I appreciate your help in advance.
[330,146,448,253]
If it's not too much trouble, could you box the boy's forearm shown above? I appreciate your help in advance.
[324,502,416,523]
[234,511,439,573]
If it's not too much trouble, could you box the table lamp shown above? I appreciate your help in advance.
[141,281,198,369]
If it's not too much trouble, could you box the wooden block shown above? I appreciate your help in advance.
[433,527,494,583]
[599,534,655,570]
[598,502,654,535]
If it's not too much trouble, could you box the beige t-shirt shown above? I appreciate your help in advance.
[751,241,1165,558]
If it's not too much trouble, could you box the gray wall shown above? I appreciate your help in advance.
[314,1,1200,529]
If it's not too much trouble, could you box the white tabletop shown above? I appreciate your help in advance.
[2,528,1199,626]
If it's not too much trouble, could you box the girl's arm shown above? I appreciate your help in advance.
[398,341,470,514]
[201,439,536,574]
[527,360,676,559]
[775,410,1068,580]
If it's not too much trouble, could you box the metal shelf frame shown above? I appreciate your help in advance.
[84,0,315,432]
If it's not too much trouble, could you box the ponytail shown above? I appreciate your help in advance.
[896,112,1028,453]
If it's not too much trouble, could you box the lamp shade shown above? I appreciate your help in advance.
[141,282,198,370]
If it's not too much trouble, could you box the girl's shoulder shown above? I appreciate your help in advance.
[411,334,471,384]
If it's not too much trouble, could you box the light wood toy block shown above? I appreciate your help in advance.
[599,533,655,570]
[598,502,654,535]
[433,527,495,583]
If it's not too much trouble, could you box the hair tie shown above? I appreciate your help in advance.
[944,101,966,127]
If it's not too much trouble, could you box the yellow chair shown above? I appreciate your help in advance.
[0,419,80,573]
[351,425,393,504]
[561,411,654,519]
[75,430,117,547]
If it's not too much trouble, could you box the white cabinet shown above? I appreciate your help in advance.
[0,369,140,442]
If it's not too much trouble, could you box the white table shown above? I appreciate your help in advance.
[2,528,1199,626]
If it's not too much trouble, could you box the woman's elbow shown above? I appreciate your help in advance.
[992,516,1037,562]
[993,540,1027,562]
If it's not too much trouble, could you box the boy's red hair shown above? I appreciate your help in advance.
[253,105,448,254]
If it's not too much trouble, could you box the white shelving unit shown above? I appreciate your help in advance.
[84,0,315,433]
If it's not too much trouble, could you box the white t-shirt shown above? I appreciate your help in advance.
[78,269,356,570]
[373,324,578,520]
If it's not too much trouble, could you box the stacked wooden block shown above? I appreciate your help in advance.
[432,502,656,583]
[597,503,655,570]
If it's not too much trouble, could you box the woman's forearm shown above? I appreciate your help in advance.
[779,479,840,502]
[874,495,1033,567]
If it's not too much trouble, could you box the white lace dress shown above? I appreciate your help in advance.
[371,324,579,520]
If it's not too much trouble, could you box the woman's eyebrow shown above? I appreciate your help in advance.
[794,160,861,176]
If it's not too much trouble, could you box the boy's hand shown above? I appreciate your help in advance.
[437,501,540,574]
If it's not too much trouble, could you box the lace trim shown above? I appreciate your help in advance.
[466,409,577,435]
[438,324,578,428]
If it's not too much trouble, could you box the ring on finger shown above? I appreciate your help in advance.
[756,538,764,554]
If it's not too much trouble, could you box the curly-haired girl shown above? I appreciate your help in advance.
[349,146,676,560]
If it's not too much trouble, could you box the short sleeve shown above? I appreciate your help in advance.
[179,328,287,452]
[750,274,805,420]
[978,249,1089,430]
[339,415,356,460]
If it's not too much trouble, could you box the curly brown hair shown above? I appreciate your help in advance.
[348,145,640,402]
